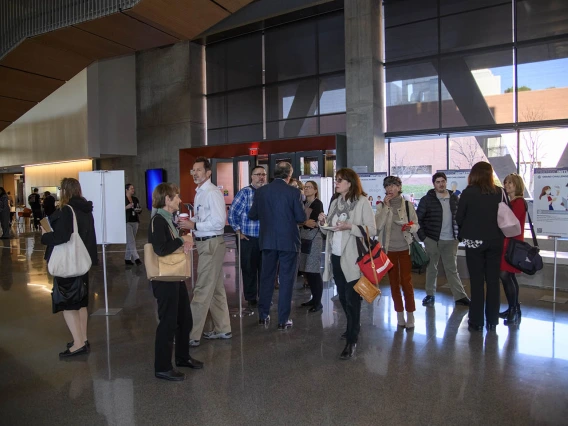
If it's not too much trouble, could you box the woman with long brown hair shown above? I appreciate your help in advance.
[41,178,98,356]
[456,162,504,332]
[318,168,376,360]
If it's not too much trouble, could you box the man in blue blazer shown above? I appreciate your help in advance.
[248,161,306,330]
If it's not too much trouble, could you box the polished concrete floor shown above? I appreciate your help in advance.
[1,230,568,426]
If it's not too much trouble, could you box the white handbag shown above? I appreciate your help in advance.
[48,205,92,277]
[497,189,521,238]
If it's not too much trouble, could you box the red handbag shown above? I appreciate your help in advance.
[356,225,393,285]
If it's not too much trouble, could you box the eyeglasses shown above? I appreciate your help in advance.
[252,173,267,177]
[335,178,344,183]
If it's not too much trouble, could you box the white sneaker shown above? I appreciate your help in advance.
[203,331,232,340]
[397,312,406,327]
[189,339,200,347]
[406,312,415,329]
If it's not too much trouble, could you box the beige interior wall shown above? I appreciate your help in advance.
[24,160,93,206]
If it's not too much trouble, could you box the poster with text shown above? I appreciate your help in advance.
[359,172,387,210]
[533,167,568,237]
[437,169,471,198]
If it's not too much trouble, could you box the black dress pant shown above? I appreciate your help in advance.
[331,255,361,344]
[152,281,193,372]
[239,236,262,301]
[465,238,503,326]
[32,209,42,230]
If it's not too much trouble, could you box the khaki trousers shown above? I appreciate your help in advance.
[190,236,231,340]
[423,238,468,300]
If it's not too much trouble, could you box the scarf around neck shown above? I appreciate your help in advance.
[156,208,180,240]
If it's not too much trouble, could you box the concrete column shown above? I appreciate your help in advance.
[345,0,385,172]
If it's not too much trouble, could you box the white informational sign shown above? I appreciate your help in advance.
[359,172,387,210]
[437,169,470,198]
[533,167,568,237]
[299,175,334,214]
[79,171,127,244]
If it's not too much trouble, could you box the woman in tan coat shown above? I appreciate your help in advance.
[375,176,420,329]
[319,168,376,360]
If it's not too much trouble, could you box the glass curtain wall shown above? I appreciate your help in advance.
[206,11,346,145]
[384,0,568,199]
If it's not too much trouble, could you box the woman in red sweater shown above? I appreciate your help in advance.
[499,173,526,326]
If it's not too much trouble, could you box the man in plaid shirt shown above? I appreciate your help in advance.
[228,166,267,307]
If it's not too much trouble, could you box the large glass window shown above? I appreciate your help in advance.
[517,40,568,122]
[385,19,438,62]
[265,19,317,84]
[441,49,514,128]
[517,0,568,41]
[386,62,440,132]
[440,4,512,53]
[206,12,345,145]
[389,137,448,200]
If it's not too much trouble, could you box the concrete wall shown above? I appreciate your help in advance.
[0,70,89,167]
[88,55,137,157]
[98,41,206,223]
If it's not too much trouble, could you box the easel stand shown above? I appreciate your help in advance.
[539,236,568,305]
[92,171,122,316]
[231,234,254,318]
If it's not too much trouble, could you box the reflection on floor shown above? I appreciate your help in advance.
[1,232,568,425]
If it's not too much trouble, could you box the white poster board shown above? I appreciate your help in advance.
[79,171,126,244]
[437,169,470,198]
[299,175,333,214]
[359,172,387,211]
[533,167,568,238]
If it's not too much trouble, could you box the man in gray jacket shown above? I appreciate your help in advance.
[416,172,470,307]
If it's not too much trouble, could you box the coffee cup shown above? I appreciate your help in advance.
[179,213,189,221]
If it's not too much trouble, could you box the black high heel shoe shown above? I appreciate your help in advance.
[505,306,520,326]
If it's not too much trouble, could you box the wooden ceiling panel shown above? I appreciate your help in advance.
[126,0,230,40]
[0,120,11,132]
[0,96,36,122]
[32,26,134,60]
[0,39,92,81]
[0,67,64,102]
[75,13,180,50]
[215,0,254,14]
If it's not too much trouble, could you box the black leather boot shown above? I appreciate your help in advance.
[339,343,357,360]
[505,306,520,326]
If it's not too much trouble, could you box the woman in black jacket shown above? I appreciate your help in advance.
[456,162,504,331]
[41,178,98,357]
[149,183,202,382]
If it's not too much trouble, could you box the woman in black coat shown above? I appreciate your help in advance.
[41,178,98,357]
[456,162,504,332]
[149,183,203,382]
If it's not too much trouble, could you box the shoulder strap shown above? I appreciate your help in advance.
[523,199,538,247]
[404,199,409,220]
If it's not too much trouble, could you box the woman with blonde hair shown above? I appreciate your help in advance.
[456,162,503,331]
[499,173,526,326]
[41,178,98,357]
[318,168,375,360]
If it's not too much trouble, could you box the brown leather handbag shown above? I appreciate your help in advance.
[144,218,192,282]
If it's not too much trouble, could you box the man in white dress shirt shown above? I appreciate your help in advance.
[180,156,231,346]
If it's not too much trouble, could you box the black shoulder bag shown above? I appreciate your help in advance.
[504,200,543,275]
